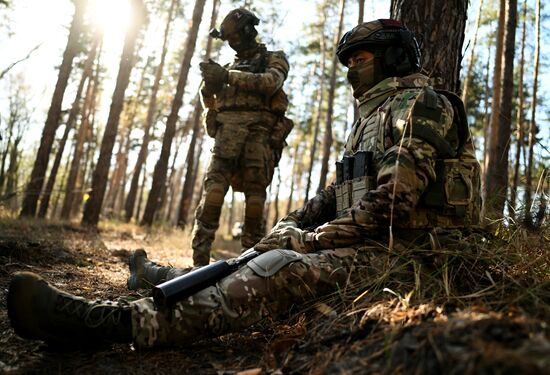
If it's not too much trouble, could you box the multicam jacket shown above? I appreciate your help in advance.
[202,44,290,115]
[285,73,481,250]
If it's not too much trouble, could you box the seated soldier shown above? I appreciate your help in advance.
[7,19,481,348]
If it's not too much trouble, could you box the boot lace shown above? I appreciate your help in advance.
[56,295,130,328]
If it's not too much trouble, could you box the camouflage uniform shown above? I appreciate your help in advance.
[192,44,290,266]
[7,19,482,351]
[130,73,482,348]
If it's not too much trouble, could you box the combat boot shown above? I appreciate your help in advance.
[127,249,172,290]
[8,272,132,346]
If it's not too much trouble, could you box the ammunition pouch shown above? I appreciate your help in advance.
[269,89,289,116]
[334,151,376,216]
[270,116,294,150]
[413,157,481,227]
[335,176,377,216]
[204,110,219,138]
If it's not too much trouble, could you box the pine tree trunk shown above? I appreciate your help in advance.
[82,0,145,226]
[136,162,148,221]
[286,141,301,214]
[271,168,281,229]
[159,126,186,222]
[317,0,345,193]
[0,115,15,196]
[177,0,220,228]
[60,46,101,220]
[483,0,508,218]
[105,54,149,217]
[38,36,100,218]
[20,0,85,217]
[141,0,207,226]
[510,0,527,219]
[534,168,548,227]
[358,0,365,23]
[124,0,178,222]
[481,37,492,162]
[304,11,326,203]
[5,137,21,210]
[461,0,484,110]
[227,189,235,235]
[524,0,540,225]
[390,0,467,92]
[177,106,203,228]
[488,0,517,217]
[73,110,98,217]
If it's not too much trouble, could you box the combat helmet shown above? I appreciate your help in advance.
[336,19,422,77]
[211,8,260,42]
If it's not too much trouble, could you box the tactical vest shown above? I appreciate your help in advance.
[217,48,289,115]
[335,87,481,229]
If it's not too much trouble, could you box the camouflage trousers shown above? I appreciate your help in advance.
[192,111,278,266]
[131,244,392,348]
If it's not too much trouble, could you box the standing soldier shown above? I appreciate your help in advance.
[8,20,482,349]
[193,8,292,266]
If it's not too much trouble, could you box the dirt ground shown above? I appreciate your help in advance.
[1,219,549,374]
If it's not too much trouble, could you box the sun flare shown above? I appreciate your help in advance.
[90,0,132,37]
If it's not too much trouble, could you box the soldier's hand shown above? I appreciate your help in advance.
[254,226,314,253]
[200,60,228,84]
[312,222,368,248]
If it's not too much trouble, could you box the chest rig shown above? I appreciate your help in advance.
[334,87,481,228]
[219,47,288,114]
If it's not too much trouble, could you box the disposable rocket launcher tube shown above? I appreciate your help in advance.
[152,250,259,308]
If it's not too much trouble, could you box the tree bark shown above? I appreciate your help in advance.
[82,0,145,226]
[171,0,220,228]
[177,105,203,228]
[105,54,150,217]
[124,0,178,222]
[524,0,541,225]
[286,141,301,214]
[358,0,365,23]
[304,11,326,203]
[20,0,85,217]
[509,0,527,219]
[390,0,467,93]
[38,36,100,218]
[140,0,207,226]
[460,0,484,111]
[271,168,281,229]
[483,0,507,218]
[487,0,517,218]
[61,41,103,220]
[317,0,345,193]
[5,137,21,210]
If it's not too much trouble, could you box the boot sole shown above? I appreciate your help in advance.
[7,273,73,346]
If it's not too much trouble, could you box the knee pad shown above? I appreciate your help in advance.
[247,249,303,277]
[245,195,265,220]
[205,183,226,207]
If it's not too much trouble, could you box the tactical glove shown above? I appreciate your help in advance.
[200,60,228,85]
[254,224,316,254]
[254,219,297,252]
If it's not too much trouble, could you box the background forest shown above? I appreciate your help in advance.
[0,0,548,231]
[0,1,549,373]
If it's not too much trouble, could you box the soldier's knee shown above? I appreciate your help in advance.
[247,249,304,277]
[205,183,226,207]
[197,183,226,223]
[245,195,265,218]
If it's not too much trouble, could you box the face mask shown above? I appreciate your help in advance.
[347,60,376,98]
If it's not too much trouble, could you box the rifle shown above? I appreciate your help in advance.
[152,249,260,308]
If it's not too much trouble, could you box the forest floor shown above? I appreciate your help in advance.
[0,215,549,374]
